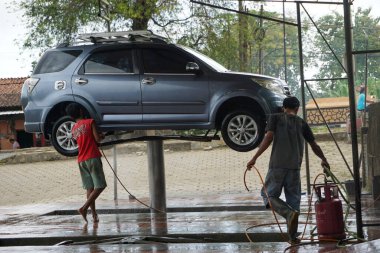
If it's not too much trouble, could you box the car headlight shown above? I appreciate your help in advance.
[24,78,40,94]
[251,77,286,95]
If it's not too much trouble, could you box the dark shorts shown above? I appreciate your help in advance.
[78,157,107,189]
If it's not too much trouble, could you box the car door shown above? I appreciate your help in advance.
[140,46,209,124]
[71,47,142,125]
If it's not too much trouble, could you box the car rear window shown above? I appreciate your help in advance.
[33,50,82,74]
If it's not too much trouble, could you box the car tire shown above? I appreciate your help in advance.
[221,110,265,152]
[51,116,78,157]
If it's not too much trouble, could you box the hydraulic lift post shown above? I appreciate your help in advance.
[147,140,167,213]
[102,133,218,211]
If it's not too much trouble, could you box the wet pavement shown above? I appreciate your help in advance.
[0,194,379,252]
[1,142,380,252]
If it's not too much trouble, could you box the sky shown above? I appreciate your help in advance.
[0,0,379,78]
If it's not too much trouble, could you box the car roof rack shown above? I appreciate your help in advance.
[75,30,168,45]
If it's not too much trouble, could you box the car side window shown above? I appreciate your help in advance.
[84,49,134,74]
[142,48,193,74]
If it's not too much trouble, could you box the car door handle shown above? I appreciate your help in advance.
[142,77,156,85]
[75,78,88,85]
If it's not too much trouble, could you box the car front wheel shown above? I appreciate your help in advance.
[51,116,78,157]
[221,110,265,152]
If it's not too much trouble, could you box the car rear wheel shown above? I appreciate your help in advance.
[51,116,78,157]
[221,110,265,152]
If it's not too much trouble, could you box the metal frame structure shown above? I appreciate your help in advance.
[190,0,380,239]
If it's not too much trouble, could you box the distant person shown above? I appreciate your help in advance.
[246,96,330,244]
[357,84,374,120]
[66,103,107,223]
[9,138,20,149]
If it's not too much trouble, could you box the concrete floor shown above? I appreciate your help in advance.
[0,142,379,252]
[0,194,379,252]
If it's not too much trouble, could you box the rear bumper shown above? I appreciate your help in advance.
[24,122,43,133]
[23,105,48,133]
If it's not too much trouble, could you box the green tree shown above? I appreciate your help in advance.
[197,7,304,97]
[238,0,249,72]
[367,78,380,99]
[19,0,180,50]
[311,8,380,96]
[176,0,237,64]
[17,0,313,101]
[199,13,240,70]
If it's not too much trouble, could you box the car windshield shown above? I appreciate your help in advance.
[178,45,229,72]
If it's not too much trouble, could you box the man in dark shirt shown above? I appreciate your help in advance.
[246,96,330,244]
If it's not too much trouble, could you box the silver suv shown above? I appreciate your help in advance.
[21,31,289,156]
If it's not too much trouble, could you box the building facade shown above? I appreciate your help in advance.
[0,77,46,150]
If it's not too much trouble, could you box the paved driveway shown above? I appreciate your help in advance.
[0,141,354,206]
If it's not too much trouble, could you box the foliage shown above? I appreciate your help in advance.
[179,4,306,97]
[198,8,301,75]
[364,78,380,99]
[311,8,380,97]
[16,1,380,101]
[18,0,180,50]
[323,77,380,100]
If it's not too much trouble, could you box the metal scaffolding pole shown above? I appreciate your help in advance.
[282,0,288,82]
[296,3,311,195]
[343,0,364,239]
[113,146,118,200]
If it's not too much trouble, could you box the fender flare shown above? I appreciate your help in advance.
[209,92,269,124]
[42,96,99,136]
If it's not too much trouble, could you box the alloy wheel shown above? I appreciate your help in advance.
[227,114,258,145]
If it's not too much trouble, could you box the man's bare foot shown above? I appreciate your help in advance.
[78,208,88,223]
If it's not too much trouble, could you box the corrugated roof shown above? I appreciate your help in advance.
[0,77,27,109]
[306,97,350,109]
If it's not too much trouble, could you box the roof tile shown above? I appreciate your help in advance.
[0,77,27,109]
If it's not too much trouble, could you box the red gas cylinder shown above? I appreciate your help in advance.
[314,184,346,240]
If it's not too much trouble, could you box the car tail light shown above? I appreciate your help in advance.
[24,78,40,93]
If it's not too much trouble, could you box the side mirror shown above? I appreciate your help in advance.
[186,62,200,73]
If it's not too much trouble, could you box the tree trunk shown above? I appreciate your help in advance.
[132,0,152,30]
[238,1,248,72]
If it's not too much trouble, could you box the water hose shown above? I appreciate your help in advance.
[100,148,165,213]
[244,165,368,250]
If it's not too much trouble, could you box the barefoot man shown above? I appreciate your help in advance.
[247,96,330,244]
[66,103,107,223]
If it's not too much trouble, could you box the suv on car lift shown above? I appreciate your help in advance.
[21,30,290,156]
